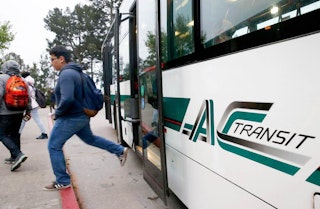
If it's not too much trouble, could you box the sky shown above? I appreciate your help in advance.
[0,0,88,66]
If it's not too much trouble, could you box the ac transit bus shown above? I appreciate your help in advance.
[101,0,320,208]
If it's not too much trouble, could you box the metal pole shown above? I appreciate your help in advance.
[115,6,123,143]
[155,0,168,203]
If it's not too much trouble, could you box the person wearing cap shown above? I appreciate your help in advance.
[0,60,30,171]
[19,72,48,140]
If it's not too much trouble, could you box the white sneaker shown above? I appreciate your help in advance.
[118,147,128,166]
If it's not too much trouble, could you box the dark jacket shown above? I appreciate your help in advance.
[54,62,85,118]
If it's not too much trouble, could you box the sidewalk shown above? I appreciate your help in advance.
[0,108,61,209]
[0,107,185,209]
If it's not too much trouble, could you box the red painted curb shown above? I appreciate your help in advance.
[60,186,80,209]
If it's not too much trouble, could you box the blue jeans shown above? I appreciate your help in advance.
[48,114,124,185]
[143,132,158,149]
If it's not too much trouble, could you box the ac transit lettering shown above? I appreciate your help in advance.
[233,122,315,149]
[213,101,312,175]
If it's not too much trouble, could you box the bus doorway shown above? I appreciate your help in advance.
[103,0,168,203]
[138,67,166,202]
[136,0,168,203]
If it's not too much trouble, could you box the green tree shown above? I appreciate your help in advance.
[173,14,194,58]
[88,0,121,24]
[72,4,108,78]
[44,4,107,80]
[44,7,81,60]
[0,22,14,52]
[44,1,122,84]
[142,31,156,68]
[41,53,58,89]
[0,22,15,65]
[141,31,168,69]
[2,52,25,69]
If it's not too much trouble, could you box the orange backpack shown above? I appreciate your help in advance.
[4,75,29,111]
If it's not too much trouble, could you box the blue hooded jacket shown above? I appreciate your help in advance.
[54,62,85,118]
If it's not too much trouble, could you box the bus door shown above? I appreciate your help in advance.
[137,0,168,203]
[115,5,139,147]
[139,68,167,202]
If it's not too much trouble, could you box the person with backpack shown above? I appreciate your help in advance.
[19,72,48,140]
[0,60,30,171]
[43,45,128,191]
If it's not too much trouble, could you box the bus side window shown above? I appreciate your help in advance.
[169,0,195,60]
[201,0,320,48]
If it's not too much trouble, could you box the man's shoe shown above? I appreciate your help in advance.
[43,181,71,191]
[36,133,48,139]
[118,147,128,166]
[4,157,14,164]
[11,153,28,171]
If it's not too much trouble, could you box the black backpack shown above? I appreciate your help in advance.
[34,87,46,108]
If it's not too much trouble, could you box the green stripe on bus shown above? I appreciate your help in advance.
[166,123,182,131]
[110,94,115,103]
[217,138,300,175]
[110,94,130,103]
[184,123,193,130]
[306,169,320,186]
[163,97,190,131]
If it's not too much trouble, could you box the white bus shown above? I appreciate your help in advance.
[102,0,320,208]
